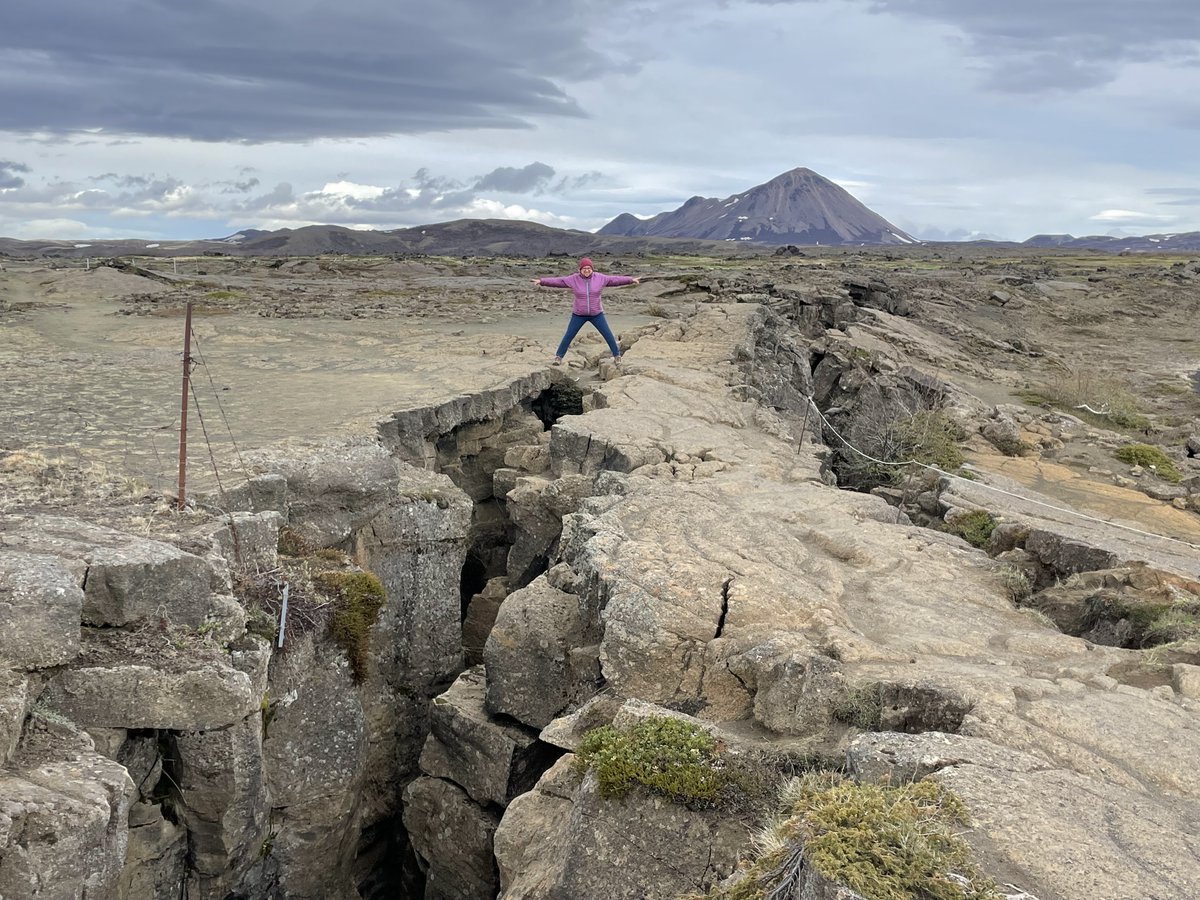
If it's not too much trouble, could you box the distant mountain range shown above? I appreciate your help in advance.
[598,167,916,246]
[3,166,1200,257]
[1021,232,1200,251]
[0,221,745,260]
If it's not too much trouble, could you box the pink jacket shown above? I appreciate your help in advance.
[537,272,635,316]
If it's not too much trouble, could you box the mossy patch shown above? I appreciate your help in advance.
[946,510,997,549]
[574,717,729,808]
[1113,444,1182,483]
[694,773,1000,900]
[315,571,386,684]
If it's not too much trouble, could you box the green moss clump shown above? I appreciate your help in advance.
[697,773,1000,900]
[1113,444,1182,483]
[315,571,386,683]
[574,717,729,807]
[947,510,997,549]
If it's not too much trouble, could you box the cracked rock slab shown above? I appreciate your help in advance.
[1,515,222,628]
[419,665,558,807]
[0,550,82,669]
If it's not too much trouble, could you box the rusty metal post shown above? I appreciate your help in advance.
[177,302,193,509]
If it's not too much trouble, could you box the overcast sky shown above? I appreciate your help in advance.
[2,0,1199,242]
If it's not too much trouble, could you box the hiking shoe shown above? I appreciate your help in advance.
[552,356,563,366]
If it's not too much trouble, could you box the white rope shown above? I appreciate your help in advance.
[804,397,1200,553]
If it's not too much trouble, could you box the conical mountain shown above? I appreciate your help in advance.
[598,167,916,245]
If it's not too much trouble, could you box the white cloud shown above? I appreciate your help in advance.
[1089,208,1179,223]
[319,181,387,200]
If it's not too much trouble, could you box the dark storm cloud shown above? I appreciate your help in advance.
[220,178,261,194]
[0,0,626,142]
[0,160,29,189]
[1145,187,1200,205]
[753,0,1200,90]
[475,162,555,193]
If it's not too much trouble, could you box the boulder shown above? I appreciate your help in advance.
[505,473,594,589]
[1,516,222,629]
[494,756,744,899]
[198,473,288,518]
[419,666,558,807]
[402,776,500,900]
[485,576,590,729]
[0,753,136,900]
[175,716,270,899]
[493,757,577,898]
[248,439,415,547]
[118,802,188,900]
[261,632,368,900]
[351,471,472,690]
[43,660,257,730]
[0,672,28,766]
[202,510,283,571]
[981,411,1026,456]
[0,550,83,669]
[463,577,508,666]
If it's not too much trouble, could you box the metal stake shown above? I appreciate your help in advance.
[176,302,193,509]
[277,583,290,649]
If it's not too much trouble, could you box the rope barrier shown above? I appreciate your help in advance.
[187,380,229,503]
[190,327,259,511]
[805,396,1200,554]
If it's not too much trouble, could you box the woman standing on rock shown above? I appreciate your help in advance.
[533,257,639,365]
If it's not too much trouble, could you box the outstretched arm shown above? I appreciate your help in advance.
[602,275,640,287]
[532,276,571,287]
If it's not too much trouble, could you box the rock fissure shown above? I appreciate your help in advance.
[715,577,732,639]
[5,261,1200,900]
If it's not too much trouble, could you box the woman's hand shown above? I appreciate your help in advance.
[530,279,541,285]
[632,277,641,284]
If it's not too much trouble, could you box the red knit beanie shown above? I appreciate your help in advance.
[578,257,594,270]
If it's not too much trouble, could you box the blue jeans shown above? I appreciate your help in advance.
[555,313,620,359]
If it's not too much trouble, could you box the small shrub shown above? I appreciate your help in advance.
[645,301,671,318]
[946,510,997,549]
[1113,444,1182,483]
[693,773,1001,900]
[245,605,278,642]
[831,683,882,731]
[1019,606,1059,630]
[277,527,311,557]
[1142,606,1200,647]
[313,547,349,564]
[1032,366,1150,431]
[574,717,729,808]
[1000,566,1033,603]
[834,387,966,492]
[316,571,386,683]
